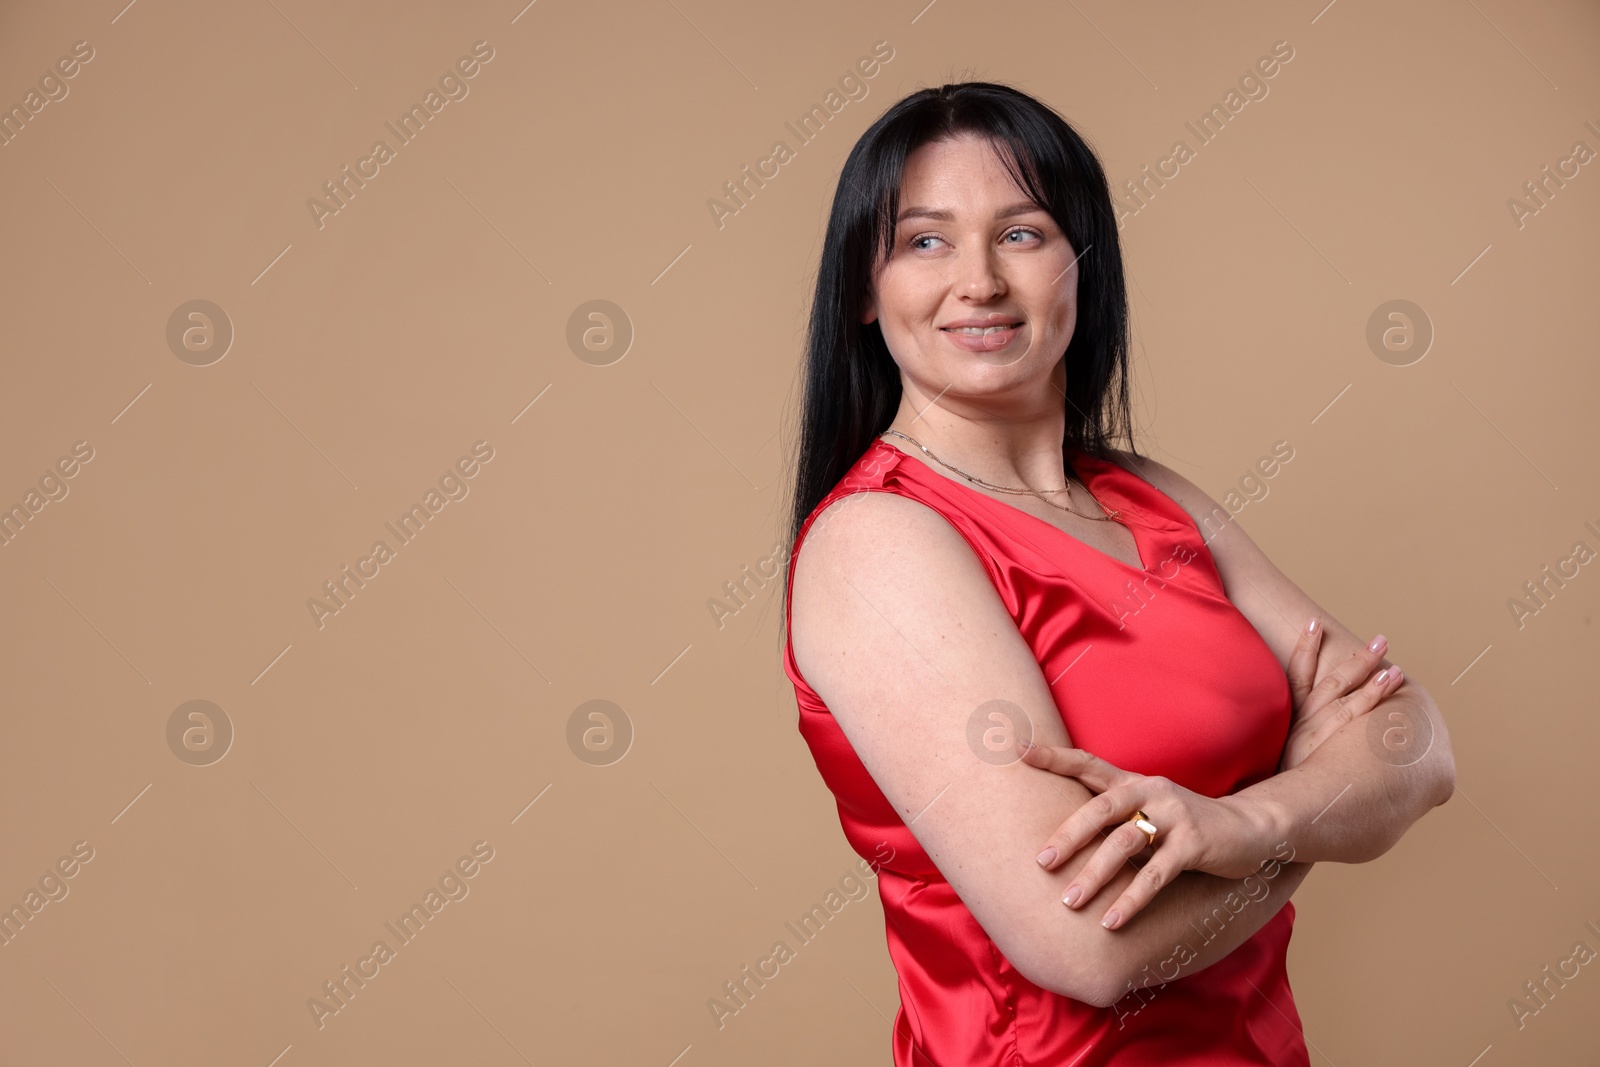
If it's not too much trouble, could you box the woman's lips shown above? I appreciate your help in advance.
[940,323,1022,351]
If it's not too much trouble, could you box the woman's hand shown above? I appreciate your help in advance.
[1017,743,1279,930]
[1017,616,1404,930]
[1280,617,1405,772]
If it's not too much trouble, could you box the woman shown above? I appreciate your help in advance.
[781,82,1455,1065]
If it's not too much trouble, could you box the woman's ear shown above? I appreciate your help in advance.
[860,298,878,326]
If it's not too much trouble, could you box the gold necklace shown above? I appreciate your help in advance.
[881,429,1119,521]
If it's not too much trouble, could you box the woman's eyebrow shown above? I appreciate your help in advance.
[896,201,1043,223]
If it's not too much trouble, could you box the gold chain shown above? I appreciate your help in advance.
[881,429,1119,521]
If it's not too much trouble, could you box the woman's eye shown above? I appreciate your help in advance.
[908,228,1041,251]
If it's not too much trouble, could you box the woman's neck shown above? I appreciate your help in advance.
[881,409,1070,490]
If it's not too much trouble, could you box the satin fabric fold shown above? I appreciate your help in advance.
[783,439,1310,1066]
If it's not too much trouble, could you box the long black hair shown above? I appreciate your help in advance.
[783,81,1140,566]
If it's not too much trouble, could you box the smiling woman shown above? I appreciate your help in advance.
[779,82,1454,1066]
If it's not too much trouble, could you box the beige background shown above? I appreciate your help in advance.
[1,0,1596,1063]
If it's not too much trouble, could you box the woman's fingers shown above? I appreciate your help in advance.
[1030,776,1145,871]
[1017,742,1129,794]
[1058,814,1159,914]
[1095,846,1180,930]
[1301,662,1405,752]
[1286,616,1323,711]
[1309,633,1389,707]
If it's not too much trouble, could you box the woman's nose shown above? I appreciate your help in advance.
[957,245,1005,299]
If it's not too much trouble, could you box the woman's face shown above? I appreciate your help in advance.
[862,133,1079,405]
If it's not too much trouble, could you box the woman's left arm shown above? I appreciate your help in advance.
[1028,451,1458,926]
[1124,449,1457,862]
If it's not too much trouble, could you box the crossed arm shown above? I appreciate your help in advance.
[1125,450,1455,862]
[788,458,1455,1008]
[1026,453,1457,929]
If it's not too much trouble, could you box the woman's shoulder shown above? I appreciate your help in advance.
[788,453,1007,634]
[1095,446,1231,536]
[797,441,903,522]
[797,439,979,551]
[795,484,988,587]
[786,483,1009,684]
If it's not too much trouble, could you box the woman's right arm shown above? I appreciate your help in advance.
[789,491,1311,1009]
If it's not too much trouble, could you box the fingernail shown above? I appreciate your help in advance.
[1390,665,1403,684]
[1063,885,1081,907]
[1018,739,1036,751]
[1368,634,1386,652]
[1305,617,1318,635]
[1373,668,1390,685]
[1101,909,1121,929]
[1036,847,1058,867]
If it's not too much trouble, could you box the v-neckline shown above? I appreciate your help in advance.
[873,437,1153,575]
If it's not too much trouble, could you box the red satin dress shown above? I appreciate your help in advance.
[783,438,1310,1066]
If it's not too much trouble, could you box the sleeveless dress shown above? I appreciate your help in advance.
[782,438,1310,1067]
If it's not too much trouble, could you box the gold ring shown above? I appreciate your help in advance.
[1129,810,1158,847]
